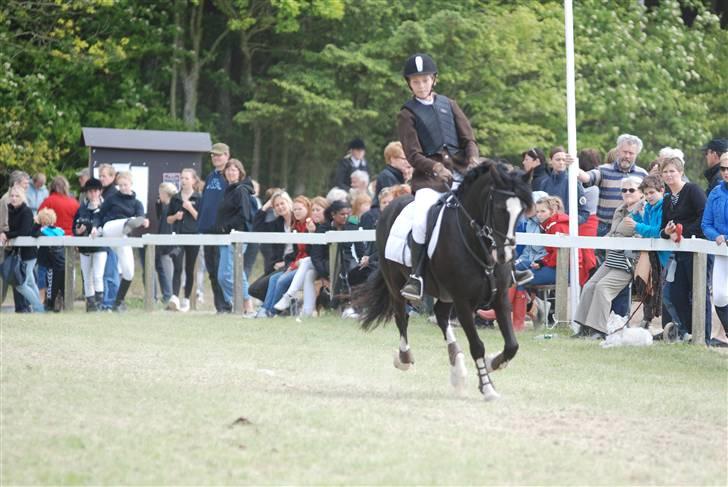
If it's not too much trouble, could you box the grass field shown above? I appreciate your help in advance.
[1,310,726,485]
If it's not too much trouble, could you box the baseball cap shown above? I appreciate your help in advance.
[701,138,728,154]
[210,142,230,155]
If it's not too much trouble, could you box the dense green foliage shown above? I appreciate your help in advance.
[2,0,726,192]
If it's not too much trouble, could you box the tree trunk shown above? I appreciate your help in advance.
[280,137,289,190]
[252,123,262,181]
[217,45,232,140]
[181,0,205,128]
[170,2,181,119]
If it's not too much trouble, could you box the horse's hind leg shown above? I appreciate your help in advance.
[433,300,466,392]
[393,298,414,371]
[453,299,500,401]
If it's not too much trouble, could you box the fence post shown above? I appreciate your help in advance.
[555,247,570,324]
[329,243,339,293]
[691,252,707,346]
[233,242,244,314]
[64,246,75,311]
[144,244,155,312]
[190,251,200,311]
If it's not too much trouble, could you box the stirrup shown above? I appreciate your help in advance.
[400,275,424,301]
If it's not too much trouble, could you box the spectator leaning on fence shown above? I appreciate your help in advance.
[573,176,645,339]
[1,171,31,310]
[0,186,44,313]
[576,134,648,237]
[96,170,149,312]
[155,182,180,308]
[538,146,589,224]
[96,164,120,310]
[659,156,710,343]
[166,168,201,313]
[701,152,728,337]
[73,178,106,312]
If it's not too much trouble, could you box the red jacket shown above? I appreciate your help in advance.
[539,212,570,268]
[39,193,80,236]
[288,220,310,271]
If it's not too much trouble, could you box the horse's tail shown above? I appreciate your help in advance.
[355,268,394,332]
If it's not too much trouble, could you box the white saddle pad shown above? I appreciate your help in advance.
[384,201,446,266]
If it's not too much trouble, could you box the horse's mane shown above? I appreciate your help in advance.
[454,158,533,208]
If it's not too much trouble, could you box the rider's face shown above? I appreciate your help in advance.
[408,74,435,100]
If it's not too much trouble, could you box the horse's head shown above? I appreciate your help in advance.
[456,159,533,265]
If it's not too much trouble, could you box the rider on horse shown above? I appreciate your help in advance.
[398,53,532,302]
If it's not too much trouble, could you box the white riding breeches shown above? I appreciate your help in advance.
[80,251,107,296]
[412,188,445,244]
[713,255,728,307]
[102,218,135,281]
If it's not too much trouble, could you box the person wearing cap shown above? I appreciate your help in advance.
[702,138,728,195]
[396,52,480,301]
[27,172,49,215]
[73,178,107,311]
[331,138,370,191]
[197,142,232,313]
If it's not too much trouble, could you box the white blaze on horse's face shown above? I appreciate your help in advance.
[503,196,522,262]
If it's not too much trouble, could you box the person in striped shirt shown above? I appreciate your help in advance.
[574,134,648,237]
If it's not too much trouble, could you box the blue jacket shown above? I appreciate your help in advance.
[197,169,228,233]
[702,182,728,242]
[631,198,669,266]
[514,216,546,266]
[537,170,589,224]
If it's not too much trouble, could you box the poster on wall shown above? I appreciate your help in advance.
[93,163,149,213]
[163,172,181,190]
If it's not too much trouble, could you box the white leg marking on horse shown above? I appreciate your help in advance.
[450,351,467,392]
[399,336,409,352]
[504,197,522,263]
[445,325,456,345]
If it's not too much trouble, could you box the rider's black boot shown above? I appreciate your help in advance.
[401,242,426,302]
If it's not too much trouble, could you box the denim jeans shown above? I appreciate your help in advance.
[155,252,174,303]
[261,270,296,313]
[102,249,120,309]
[15,258,44,312]
[218,244,249,308]
[518,265,555,290]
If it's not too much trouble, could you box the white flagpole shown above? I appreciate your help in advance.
[565,0,580,320]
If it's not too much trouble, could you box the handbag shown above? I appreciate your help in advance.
[1,250,26,287]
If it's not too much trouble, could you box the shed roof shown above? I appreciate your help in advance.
[81,127,212,152]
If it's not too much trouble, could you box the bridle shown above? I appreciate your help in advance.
[445,187,521,308]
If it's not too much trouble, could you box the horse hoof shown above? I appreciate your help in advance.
[482,383,501,402]
[393,350,413,371]
[485,353,508,373]
[450,352,467,390]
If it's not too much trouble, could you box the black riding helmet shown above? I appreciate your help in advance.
[403,53,438,78]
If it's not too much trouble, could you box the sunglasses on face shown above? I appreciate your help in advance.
[621,188,638,193]
[720,166,728,172]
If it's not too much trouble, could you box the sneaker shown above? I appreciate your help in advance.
[122,216,146,235]
[166,295,180,311]
[255,308,270,319]
[514,269,534,286]
[196,291,205,304]
[273,293,293,312]
[112,302,128,313]
[242,310,256,319]
[341,307,359,319]
[179,297,190,312]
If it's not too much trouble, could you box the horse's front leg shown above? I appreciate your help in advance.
[453,299,500,401]
[487,278,519,373]
[393,301,414,371]
[433,300,466,392]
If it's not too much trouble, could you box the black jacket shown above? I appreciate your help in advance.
[73,202,103,254]
[373,165,404,207]
[309,221,367,279]
[332,156,370,191]
[213,180,253,234]
[704,164,722,196]
[660,182,707,239]
[99,191,144,226]
[253,210,289,275]
[6,203,39,260]
[167,191,201,234]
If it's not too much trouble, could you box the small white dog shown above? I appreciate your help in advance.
[601,312,654,348]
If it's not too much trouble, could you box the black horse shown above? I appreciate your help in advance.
[356,160,533,400]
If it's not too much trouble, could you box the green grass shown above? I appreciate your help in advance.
[1,311,726,485]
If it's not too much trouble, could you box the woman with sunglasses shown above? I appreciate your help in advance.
[659,156,709,343]
[701,152,728,340]
[572,176,644,338]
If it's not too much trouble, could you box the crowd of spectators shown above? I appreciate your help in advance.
[1,135,726,347]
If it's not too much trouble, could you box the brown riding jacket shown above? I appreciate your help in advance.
[397,93,479,193]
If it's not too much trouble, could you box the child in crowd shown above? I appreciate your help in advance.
[529,196,569,285]
[156,182,180,308]
[36,208,65,311]
[73,178,106,312]
[96,170,149,312]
